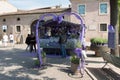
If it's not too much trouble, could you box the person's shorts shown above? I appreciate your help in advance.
[10,40,14,43]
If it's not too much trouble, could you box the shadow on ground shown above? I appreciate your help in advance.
[0,47,72,80]
[0,48,56,80]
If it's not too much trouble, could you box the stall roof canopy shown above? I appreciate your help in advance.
[40,19,82,29]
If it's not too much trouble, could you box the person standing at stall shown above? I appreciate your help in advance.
[29,33,36,52]
[58,32,67,58]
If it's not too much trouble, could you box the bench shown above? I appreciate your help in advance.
[100,51,120,68]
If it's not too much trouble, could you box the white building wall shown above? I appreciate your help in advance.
[0,12,70,43]
[70,0,110,41]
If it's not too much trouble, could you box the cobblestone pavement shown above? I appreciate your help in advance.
[0,44,92,80]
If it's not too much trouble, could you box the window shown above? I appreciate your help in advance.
[99,3,108,14]
[78,4,85,15]
[17,17,20,21]
[100,24,107,31]
[2,25,7,32]
[16,26,21,32]
[3,18,6,22]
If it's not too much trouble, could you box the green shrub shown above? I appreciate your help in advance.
[34,59,39,66]
[70,55,79,64]
[41,51,46,58]
[35,51,46,66]
[90,38,107,44]
[90,38,95,43]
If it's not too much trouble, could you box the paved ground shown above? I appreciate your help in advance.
[0,44,92,80]
[85,50,120,80]
[0,44,120,80]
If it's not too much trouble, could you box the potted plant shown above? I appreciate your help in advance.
[70,55,80,75]
[35,50,46,66]
[90,38,110,57]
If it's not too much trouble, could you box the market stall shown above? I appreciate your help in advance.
[35,12,85,66]
[38,19,83,54]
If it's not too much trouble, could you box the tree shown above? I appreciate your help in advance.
[110,0,119,57]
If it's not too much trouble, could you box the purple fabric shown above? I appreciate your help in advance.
[108,25,115,33]
[74,48,85,61]
[40,13,57,21]
[78,60,85,75]
[81,26,85,43]
[108,25,115,49]
[74,48,82,58]
[36,13,57,66]
[36,19,42,66]
[74,48,85,73]
[58,16,63,23]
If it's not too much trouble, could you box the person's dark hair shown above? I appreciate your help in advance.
[77,32,80,35]
[28,34,30,36]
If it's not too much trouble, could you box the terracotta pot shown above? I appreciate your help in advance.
[70,62,79,75]
[90,44,110,57]
[42,57,46,65]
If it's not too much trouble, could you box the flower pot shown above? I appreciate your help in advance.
[90,44,110,57]
[42,57,46,65]
[70,62,79,75]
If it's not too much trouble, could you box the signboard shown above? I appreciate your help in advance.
[88,25,96,30]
